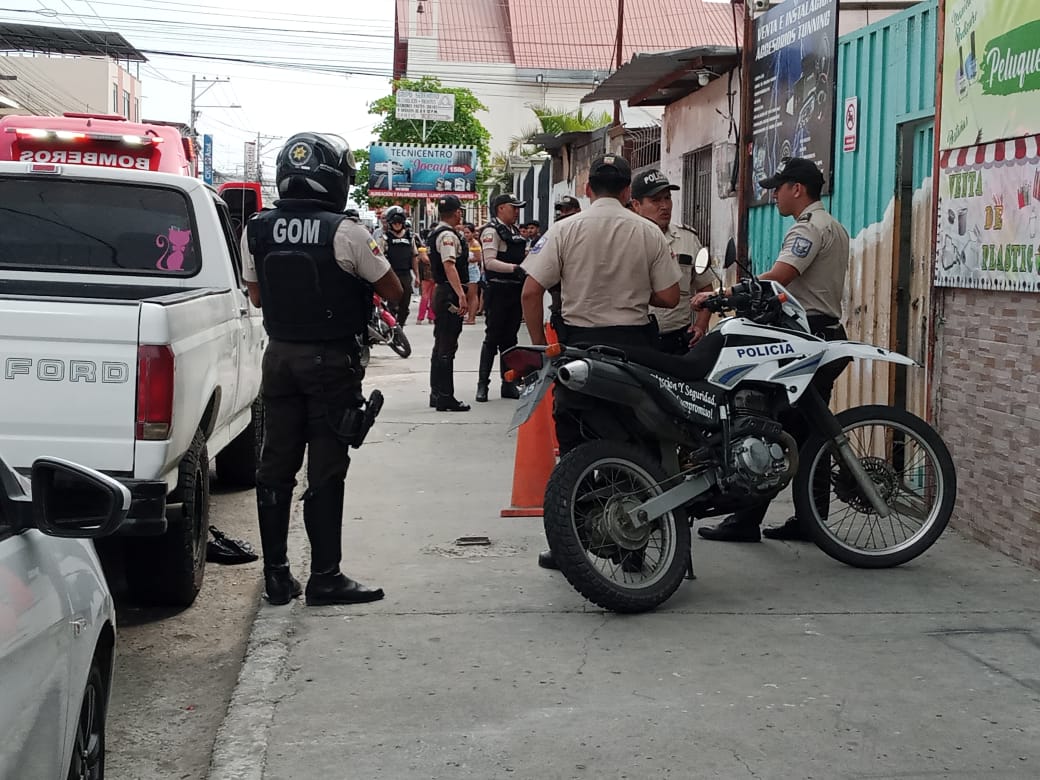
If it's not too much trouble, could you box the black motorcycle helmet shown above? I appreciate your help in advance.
[276,132,356,211]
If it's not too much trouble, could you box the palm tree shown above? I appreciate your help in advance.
[507,105,612,155]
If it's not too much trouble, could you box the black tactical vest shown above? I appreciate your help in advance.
[384,229,414,272]
[427,224,469,289]
[248,203,371,342]
[482,219,527,283]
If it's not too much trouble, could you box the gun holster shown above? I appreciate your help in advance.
[331,389,384,448]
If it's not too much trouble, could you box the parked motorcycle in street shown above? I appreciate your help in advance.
[361,294,411,366]
[505,247,957,614]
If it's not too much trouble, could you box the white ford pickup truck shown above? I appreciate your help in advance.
[0,160,266,607]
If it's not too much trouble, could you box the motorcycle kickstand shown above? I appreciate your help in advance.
[685,545,696,581]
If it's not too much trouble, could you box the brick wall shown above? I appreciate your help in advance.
[934,288,1040,569]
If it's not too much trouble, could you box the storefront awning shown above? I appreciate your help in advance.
[580,46,739,107]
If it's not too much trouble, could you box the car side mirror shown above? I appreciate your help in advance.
[30,458,130,538]
[693,247,711,275]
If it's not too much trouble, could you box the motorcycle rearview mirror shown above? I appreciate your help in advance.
[724,238,737,269]
[693,247,711,276]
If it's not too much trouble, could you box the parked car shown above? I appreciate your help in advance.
[0,160,266,607]
[0,452,134,779]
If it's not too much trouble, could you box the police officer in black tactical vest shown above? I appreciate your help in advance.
[242,132,402,606]
[475,193,528,403]
[426,194,471,412]
[379,205,418,326]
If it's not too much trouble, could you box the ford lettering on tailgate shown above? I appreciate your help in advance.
[4,358,130,382]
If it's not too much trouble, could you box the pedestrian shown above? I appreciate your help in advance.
[461,222,482,324]
[554,195,581,221]
[521,153,680,569]
[630,169,715,355]
[522,219,542,248]
[695,156,850,543]
[416,244,436,324]
[427,194,472,412]
[475,193,528,403]
[242,132,401,606]
[379,205,419,326]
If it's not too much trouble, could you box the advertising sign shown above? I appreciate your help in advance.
[395,91,456,123]
[202,134,213,185]
[749,0,839,205]
[243,140,257,181]
[367,143,478,199]
[941,0,1040,151]
[935,135,1040,292]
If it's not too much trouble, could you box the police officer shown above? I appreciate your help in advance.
[243,133,402,606]
[630,169,715,355]
[380,205,418,326]
[522,154,680,569]
[475,193,528,403]
[695,156,850,543]
[427,194,471,412]
[548,196,582,334]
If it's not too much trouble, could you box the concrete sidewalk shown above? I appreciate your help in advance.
[210,321,1040,780]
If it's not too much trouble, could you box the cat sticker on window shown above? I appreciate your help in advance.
[155,227,192,271]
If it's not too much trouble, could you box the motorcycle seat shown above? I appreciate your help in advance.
[622,330,724,383]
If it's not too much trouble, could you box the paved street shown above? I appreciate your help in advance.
[195,321,1040,780]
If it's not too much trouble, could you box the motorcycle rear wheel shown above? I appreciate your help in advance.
[544,440,691,613]
[389,326,412,358]
[794,405,957,568]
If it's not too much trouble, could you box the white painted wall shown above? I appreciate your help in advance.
[0,56,141,118]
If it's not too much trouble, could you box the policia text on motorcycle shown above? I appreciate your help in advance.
[694,156,851,544]
[521,153,680,571]
[380,205,419,326]
[630,169,715,355]
[427,194,472,412]
[476,193,528,403]
[242,132,402,606]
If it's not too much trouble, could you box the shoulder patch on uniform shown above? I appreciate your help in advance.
[791,237,813,258]
[797,212,813,223]
[529,235,547,254]
[480,230,497,246]
[367,238,382,256]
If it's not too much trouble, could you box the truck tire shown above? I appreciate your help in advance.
[125,430,209,607]
[216,396,263,487]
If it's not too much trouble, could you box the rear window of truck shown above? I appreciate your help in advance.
[0,177,200,276]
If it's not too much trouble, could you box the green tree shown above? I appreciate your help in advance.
[508,106,612,155]
[351,76,492,209]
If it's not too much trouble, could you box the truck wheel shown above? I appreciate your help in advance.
[216,397,264,487]
[125,430,209,607]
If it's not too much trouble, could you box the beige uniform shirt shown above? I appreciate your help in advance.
[241,218,391,285]
[523,197,680,328]
[651,224,713,333]
[480,220,523,275]
[776,201,849,320]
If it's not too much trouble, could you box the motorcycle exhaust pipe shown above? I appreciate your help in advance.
[556,359,590,389]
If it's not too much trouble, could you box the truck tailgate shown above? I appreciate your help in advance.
[0,297,139,471]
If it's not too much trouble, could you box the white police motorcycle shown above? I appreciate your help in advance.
[505,247,956,613]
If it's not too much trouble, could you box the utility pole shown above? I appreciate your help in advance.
[736,2,754,268]
[190,75,238,137]
[613,0,625,127]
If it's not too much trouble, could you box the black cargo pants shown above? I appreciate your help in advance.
[256,339,365,494]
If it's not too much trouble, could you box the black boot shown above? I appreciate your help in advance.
[537,549,559,570]
[476,343,495,402]
[256,485,302,605]
[434,356,470,412]
[762,516,812,541]
[429,355,439,408]
[302,479,384,606]
[697,514,762,542]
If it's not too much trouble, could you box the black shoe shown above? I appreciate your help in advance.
[264,567,302,605]
[762,516,812,541]
[475,381,489,403]
[305,573,385,606]
[537,549,559,570]
[500,382,520,400]
[697,515,761,542]
[436,397,471,412]
[429,393,438,408]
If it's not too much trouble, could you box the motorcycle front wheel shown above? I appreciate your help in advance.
[794,405,957,569]
[544,440,691,613]
[388,326,412,358]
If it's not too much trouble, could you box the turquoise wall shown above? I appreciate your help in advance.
[748,0,938,271]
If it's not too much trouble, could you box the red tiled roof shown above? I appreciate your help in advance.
[438,0,514,63]
[508,0,738,71]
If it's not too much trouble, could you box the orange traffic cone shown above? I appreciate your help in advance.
[501,389,556,517]
[543,321,561,455]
